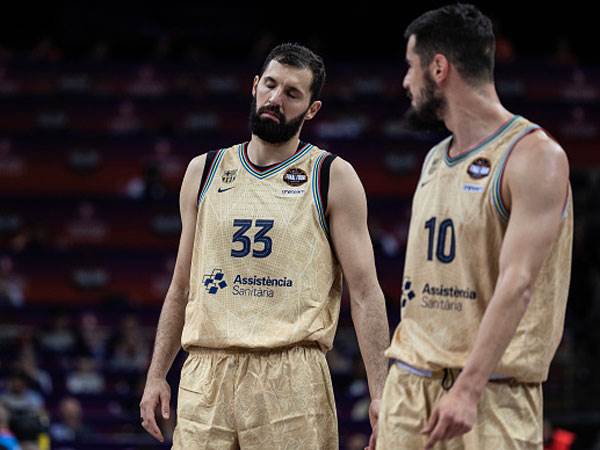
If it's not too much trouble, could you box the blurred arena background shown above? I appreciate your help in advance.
[0,2,598,449]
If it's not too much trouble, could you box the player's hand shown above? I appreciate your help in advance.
[140,377,171,442]
[365,398,381,450]
[421,386,477,449]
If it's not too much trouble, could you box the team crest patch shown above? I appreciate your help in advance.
[283,167,308,186]
[222,169,238,183]
[467,158,491,179]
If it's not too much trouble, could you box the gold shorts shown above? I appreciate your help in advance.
[377,362,543,450]
[172,344,338,450]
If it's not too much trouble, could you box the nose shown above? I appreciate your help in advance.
[267,87,285,108]
[402,72,410,92]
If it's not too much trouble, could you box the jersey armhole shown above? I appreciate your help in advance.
[320,153,338,218]
[196,150,219,206]
[491,126,542,221]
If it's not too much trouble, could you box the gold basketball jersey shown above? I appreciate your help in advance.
[386,115,573,382]
[181,142,343,351]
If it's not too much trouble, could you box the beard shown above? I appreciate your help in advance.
[402,72,447,133]
[249,96,308,144]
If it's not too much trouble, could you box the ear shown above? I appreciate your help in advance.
[252,75,259,97]
[304,100,322,121]
[430,54,449,84]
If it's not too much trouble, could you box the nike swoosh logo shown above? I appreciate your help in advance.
[217,187,235,193]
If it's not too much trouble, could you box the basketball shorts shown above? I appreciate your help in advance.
[376,361,543,450]
[172,344,338,450]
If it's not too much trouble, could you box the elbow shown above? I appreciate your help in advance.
[166,281,189,304]
[499,268,534,309]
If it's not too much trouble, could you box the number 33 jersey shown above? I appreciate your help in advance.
[181,142,343,351]
[385,116,573,383]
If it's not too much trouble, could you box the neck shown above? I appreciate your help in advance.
[442,82,513,157]
[247,135,301,166]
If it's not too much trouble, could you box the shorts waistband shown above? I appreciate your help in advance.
[186,341,322,355]
[394,359,513,385]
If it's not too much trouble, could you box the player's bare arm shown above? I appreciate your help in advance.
[423,132,570,449]
[328,157,390,448]
[140,154,206,442]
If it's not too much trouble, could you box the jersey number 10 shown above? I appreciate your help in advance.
[424,217,456,263]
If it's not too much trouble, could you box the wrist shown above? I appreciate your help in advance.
[453,373,485,402]
[146,368,167,382]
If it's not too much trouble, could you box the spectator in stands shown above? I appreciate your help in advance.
[125,138,181,201]
[110,100,142,134]
[38,314,83,357]
[129,65,166,97]
[16,343,52,395]
[63,201,108,246]
[66,357,105,395]
[49,397,92,444]
[77,312,107,361]
[9,224,48,254]
[109,328,149,373]
[0,371,43,413]
[125,163,167,201]
[0,402,20,450]
[148,138,183,181]
[66,146,101,175]
[0,256,24,308]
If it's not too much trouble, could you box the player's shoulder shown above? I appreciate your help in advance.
[329,155,356,178]
[182,153,206,179]
[328,156,366,210]
[510,129,568,175]
[505,129,569,197]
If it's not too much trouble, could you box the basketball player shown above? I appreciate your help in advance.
[139,43,390,449]
[377,5,572,450]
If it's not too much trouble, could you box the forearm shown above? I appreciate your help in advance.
[351,287,390,399]
[146,285,188,380]
[455,269,532,398]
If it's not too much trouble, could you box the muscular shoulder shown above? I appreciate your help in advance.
[329,155,356,179]
[180,153,209,208]
[187,153,208,178]
[510,130,567,173]
[328,157,366,215]
[504,130,569,208]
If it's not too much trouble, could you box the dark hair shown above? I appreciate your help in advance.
[259,43,326,102]
[405,3,495,84]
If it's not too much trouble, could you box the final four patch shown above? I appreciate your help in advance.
[283,167,308,186]
[467,158,491,179]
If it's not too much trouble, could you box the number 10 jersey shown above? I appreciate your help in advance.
[385,116,573,383]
